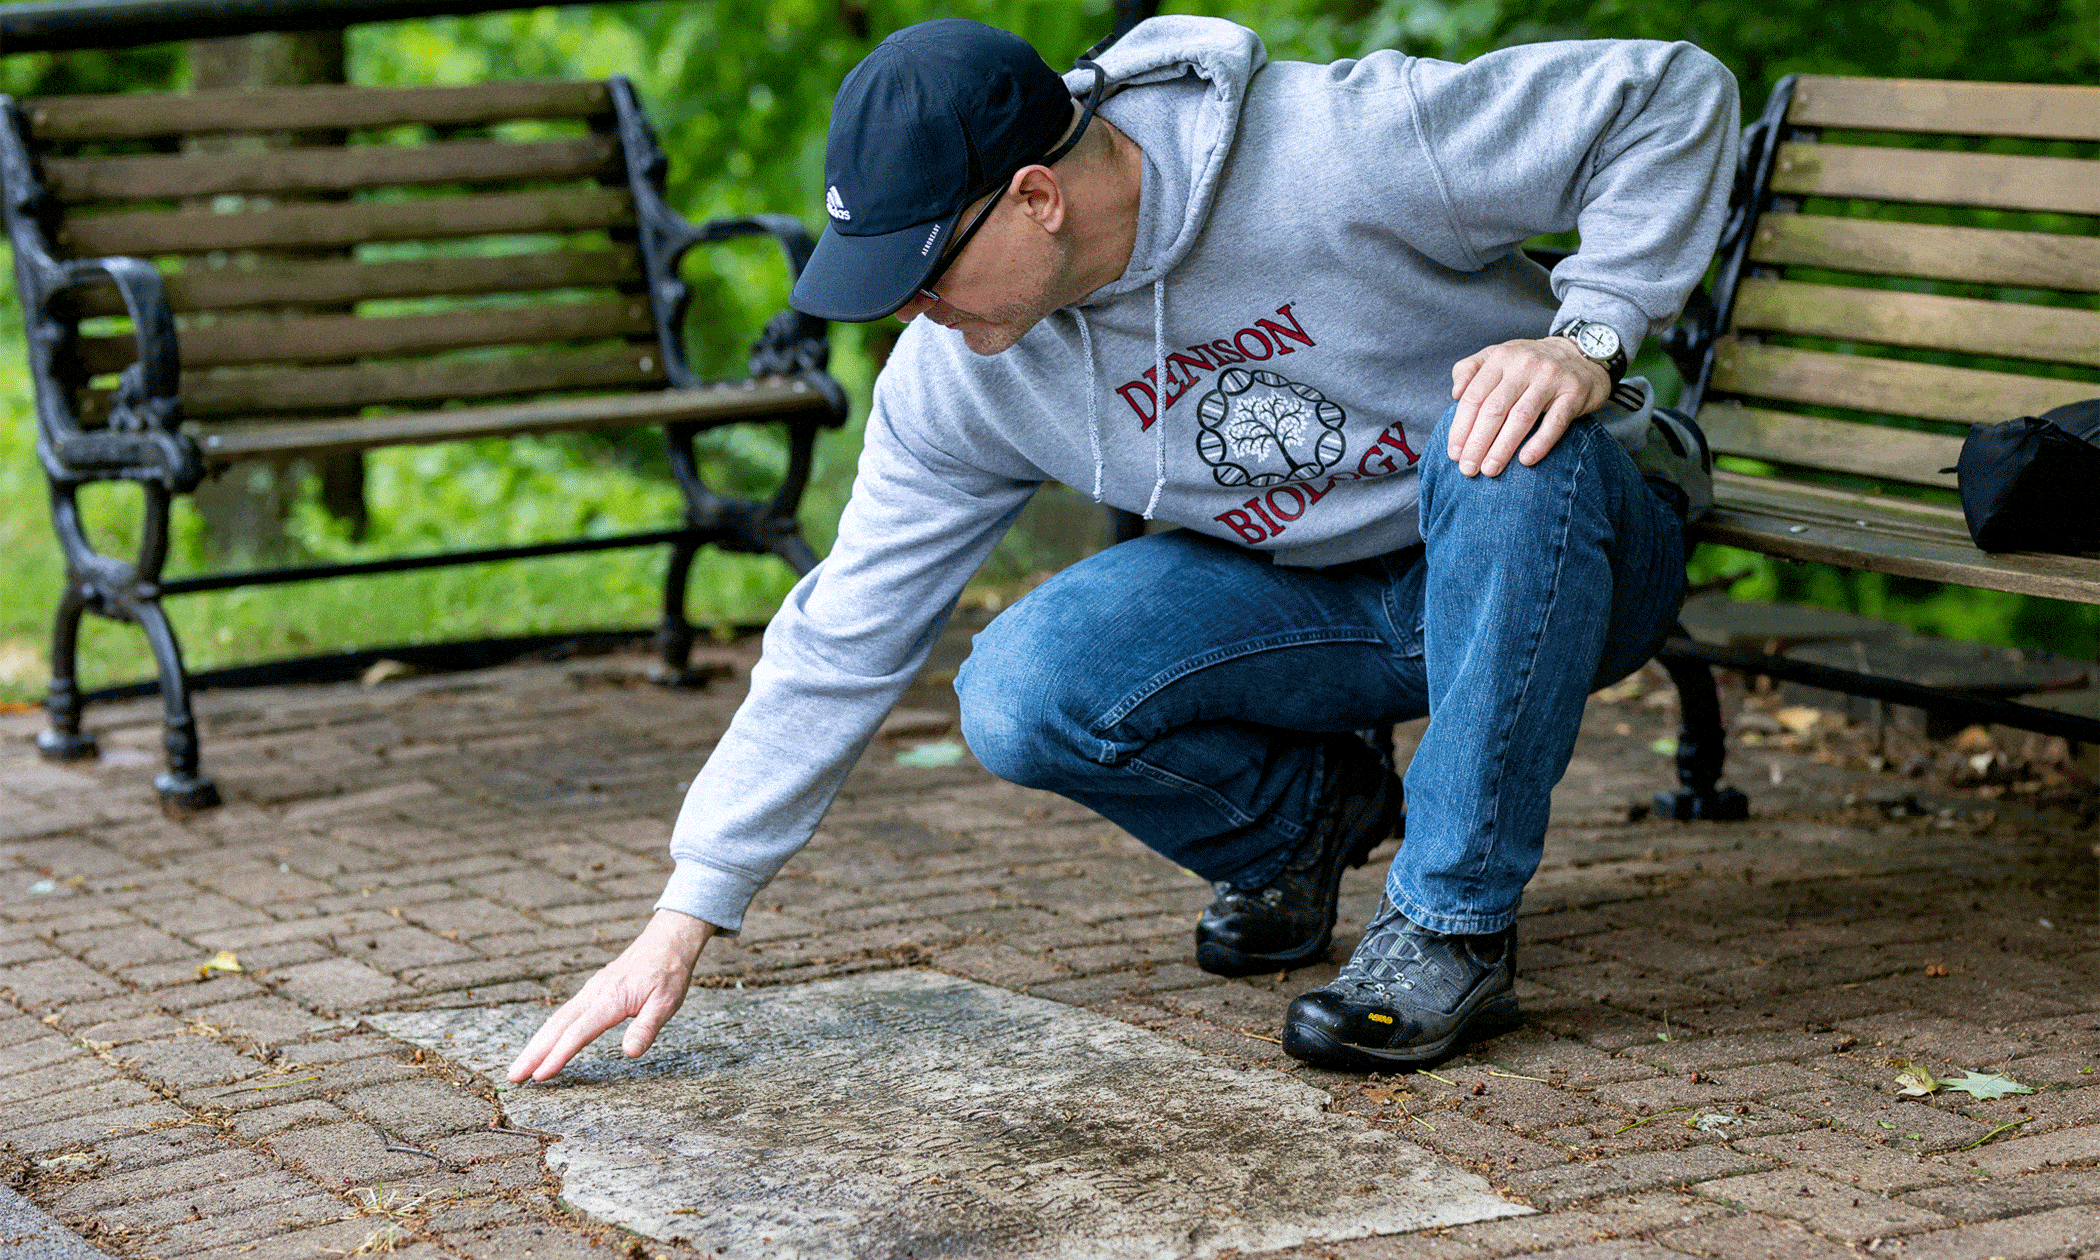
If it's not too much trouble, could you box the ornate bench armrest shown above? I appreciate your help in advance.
[693,215,839,402]
[1665,76,1799,415]
[38,256,199,489]
[4,95,198,488]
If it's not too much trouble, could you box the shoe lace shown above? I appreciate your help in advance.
[1210,880,1285,909]
[1336,912,1433,998]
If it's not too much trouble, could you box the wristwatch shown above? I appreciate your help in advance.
[1553,318,1628,386]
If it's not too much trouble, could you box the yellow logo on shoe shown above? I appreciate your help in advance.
[1367,1013,1394,1024]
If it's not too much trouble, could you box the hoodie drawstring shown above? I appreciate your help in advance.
[1076,278,1171,518]
[1144,278,1166,519]
[1075,308,1104,503]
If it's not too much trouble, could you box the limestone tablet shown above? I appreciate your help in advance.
[374,970,1526,1258]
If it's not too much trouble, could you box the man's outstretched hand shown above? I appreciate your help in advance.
[1449,336,1611,477]
[507,909,716,1083]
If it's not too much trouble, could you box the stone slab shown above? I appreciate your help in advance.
[372,970,1527,1259]
[0,1183,107,1259]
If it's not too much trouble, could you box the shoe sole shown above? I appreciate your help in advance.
[1194,772,1399,978]
[1281,991,1521,1071]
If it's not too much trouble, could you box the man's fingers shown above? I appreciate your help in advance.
[1452,366,1513,465]
[622,984,687,1059]
[1451,355,1483,401]
[531,997,626,1082]
[505,911,716,1082]
[1519,391,1584,467]
[507,1001,581,1082]
[1478,380,1559,476]
[1448,363,1498,459]
[1458,375,1531,475]
[1448,336,1618,475]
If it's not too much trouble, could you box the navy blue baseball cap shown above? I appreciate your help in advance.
[790,20,1104,323]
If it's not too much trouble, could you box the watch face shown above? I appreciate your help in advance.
[1573,322,1619,359]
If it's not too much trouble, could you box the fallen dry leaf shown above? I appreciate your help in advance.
[194,949,242,980]
[1773,705,1822,734]
[1892,1059,1940,1097]
[1951,724,1994,753]
[359,658,418,687]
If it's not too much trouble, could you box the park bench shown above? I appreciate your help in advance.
[1651,72,2100,819]
[1,76,846,810]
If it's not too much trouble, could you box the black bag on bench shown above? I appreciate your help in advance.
[1955,398,2100,555]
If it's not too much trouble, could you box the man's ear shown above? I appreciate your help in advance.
[1010,164,1066,233]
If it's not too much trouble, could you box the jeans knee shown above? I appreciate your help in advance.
[1421,414,1612,527]
[955,620,1080,790]
[957,703,1057,788]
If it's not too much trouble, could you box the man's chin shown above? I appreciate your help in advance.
[949,314,1047,356]
[958,326,1027,355]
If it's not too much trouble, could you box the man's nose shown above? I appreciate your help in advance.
[895,294,937,322]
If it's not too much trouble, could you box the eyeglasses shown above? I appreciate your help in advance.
[915,183,1006,304]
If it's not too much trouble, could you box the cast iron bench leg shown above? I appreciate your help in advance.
[655,419,717,688]
[1653,626,1748,821]
[38,479,219,812]
[36,577,99,763]
[135,597,219,812]
[655,529,705,687]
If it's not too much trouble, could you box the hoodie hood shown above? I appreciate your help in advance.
[1053,18,1270,515]
[1065,17,1265,301]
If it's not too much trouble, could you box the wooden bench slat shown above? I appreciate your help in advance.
[1788,75,2100,142]
[1732,278,2100,369]
[1697,401,1964,490]
[1711,339,2097,426]
[1699,473,2100,605]
[168,344,664,418]
[190,379,828,462]
[1714,477,1977,554]
[77,297,655,375]
[55,187,634,258]
[22,81,613,143]
[1769,142,2100,215]
[59,248,642,318]
[1722,468,1967,530]
[42,136,620,204]
[1750,214,2100,294]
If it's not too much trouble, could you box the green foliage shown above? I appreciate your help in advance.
[1272,0,2100,101]
[1690,541,2100,659]
[0,42,182,98]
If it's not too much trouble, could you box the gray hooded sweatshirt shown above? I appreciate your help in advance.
[658,17,1739,932]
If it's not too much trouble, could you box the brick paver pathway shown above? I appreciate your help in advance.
[1,632,2094,1259]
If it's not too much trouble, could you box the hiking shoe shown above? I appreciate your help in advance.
[1194,737,1401,978]
[1281,897,1518,1070]
[1633,404,1713,523]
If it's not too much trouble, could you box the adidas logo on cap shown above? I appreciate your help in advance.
[825,186,851,221]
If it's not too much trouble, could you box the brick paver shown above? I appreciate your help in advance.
[1,631,2094,1259]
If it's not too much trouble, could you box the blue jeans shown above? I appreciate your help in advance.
[955,407,1686,934]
